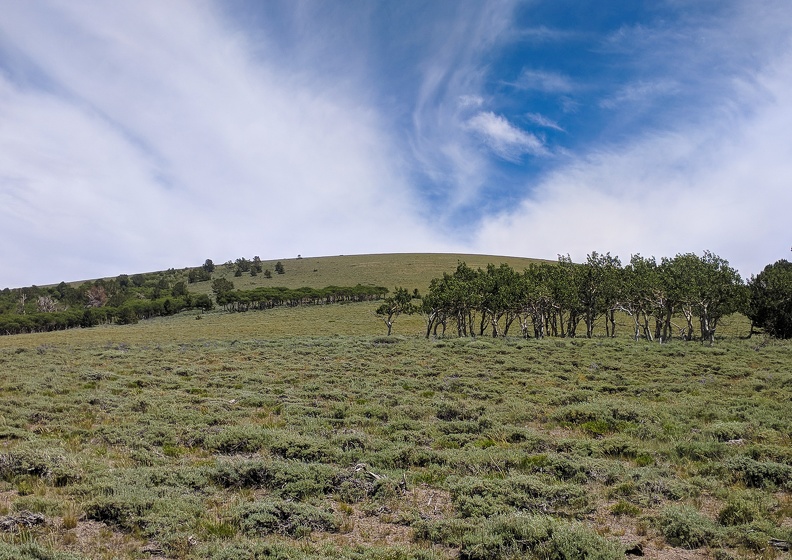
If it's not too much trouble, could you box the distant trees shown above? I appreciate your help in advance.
[376,287,416,335]
[214,285,387,312]
[420,251,746,343]
[37,296,57,313]
[212,278,235,301]
[188,268,211,283]
[746,260,792,339]
[86,285,108,308]
[2,251,788,341]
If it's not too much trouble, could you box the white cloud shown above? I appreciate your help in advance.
[524,112,565,132]
[467,112,547,160]
[514,69,576,93]
[599,79,680,109]
[458,95,484,109]
[0,1,445,287]
[472,50,792,277]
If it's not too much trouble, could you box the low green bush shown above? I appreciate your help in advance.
[234,499,340,538]
[655,505,722,548]
[725,456,792,489]
[267,431,338,462]
[674,441,726,461]
[84,486,156,531]
[0,542,84,560]
[415,514,623,560]
[201,540,445,560]
[448,474,590,518]
[0,442,81,486]
[211,458,337,499]
[704,421,751,442]
[204,425,270,454]
[717,497,759,526]
[610,500,641,516]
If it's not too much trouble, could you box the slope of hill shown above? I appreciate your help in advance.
[188,253,545,295]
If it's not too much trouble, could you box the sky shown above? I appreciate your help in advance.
[1,0,791,288]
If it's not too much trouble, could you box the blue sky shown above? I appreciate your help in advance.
[1,0,791,288]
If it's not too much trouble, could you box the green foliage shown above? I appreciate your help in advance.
[717,497,759,526]
[376,287,417,335]
[0,300,789,559]
[655,505,722,548]
[0,542,84,560]
[415,515,623,560]
[234,499,340,538]
[746,259,792,338]
[610,500,641,516]
[189,267,212,283]
[211,277,235,297]
[447,475,590,518]
[725,456,792,489]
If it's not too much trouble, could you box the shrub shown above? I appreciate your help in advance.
[84,486,156,531]
[655,505,722,548]
[717,498,758,526]
[234,499,340,538]
[211,458,337,499]
[448,475,589,518]
[704,422,750,442]
[205,426,269,454]
[674,441,725,461]
[415,515,623,560]
[725,456,792,489]
[436,402,482,422]
[0,542,84,560]
[0,443,81,486]
[610,500,641,517]
[268,432,337,463]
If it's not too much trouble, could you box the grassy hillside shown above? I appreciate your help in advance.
[0,254,787,560]
[188,253,546,295]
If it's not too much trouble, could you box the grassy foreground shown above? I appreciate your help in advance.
[0,253,789,559]
[0,303,789,559]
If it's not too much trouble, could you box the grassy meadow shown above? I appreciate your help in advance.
[0,254,789,559]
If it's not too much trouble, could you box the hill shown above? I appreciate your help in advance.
[187,253,545,294]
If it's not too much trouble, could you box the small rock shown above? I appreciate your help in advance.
[141,542,164,555]
[0,511,46,532]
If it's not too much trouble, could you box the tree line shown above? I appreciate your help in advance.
[212,281,388,312]
[1,253,789,339]
[0,270,213,335]
[380,253,792,342]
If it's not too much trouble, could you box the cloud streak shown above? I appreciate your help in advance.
[0,1,446,287]
[467,112,547,160]
[1,0,791,288]
[473,41,792,277]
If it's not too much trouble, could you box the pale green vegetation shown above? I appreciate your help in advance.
[0,254,789,559]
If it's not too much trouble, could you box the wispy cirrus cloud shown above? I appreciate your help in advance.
[524,112,565,132]
[513,69,576,93]
[599,79,680,109]
[467,112,547,161]
[1,0,791,288]
[0,1,445,287]
[473,2,792,276]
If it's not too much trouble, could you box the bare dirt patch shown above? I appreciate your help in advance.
[313,484,454,552]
